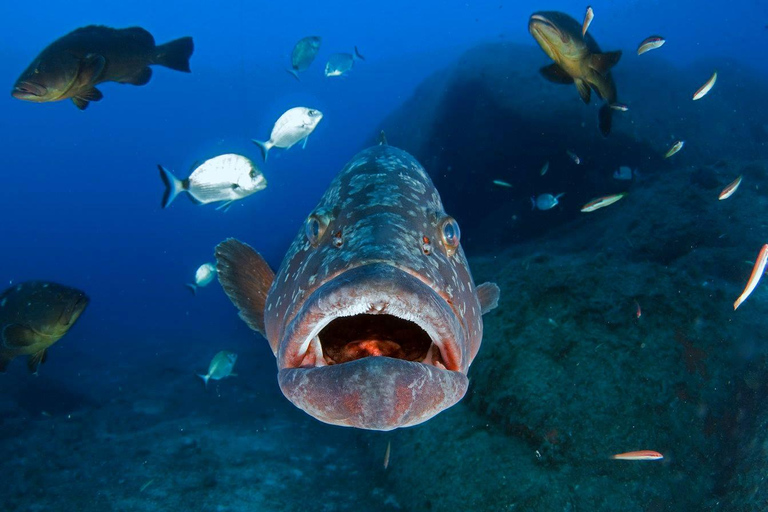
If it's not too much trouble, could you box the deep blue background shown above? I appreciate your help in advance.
[0,0,766,372]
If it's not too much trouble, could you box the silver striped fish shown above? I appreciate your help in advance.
[215,134,499,431]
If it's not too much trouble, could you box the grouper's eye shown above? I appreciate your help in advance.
[440,216,461,256]
[305,212,329,247]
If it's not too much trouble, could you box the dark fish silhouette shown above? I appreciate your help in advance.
[12,25,194,110]
[0,281,88,373]
[215,134,499,431]
[529,11,621,136]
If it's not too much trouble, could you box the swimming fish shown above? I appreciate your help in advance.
[158,154,266,209]
[0,281,89,373]
[637,36,665,56]
[324,47,365,77]
[567,150,581,165]
[529,11,622,136]
[215,135,500,431]
[252,107,324,161]
[187,263,217,295]
[610,103,629,112]
[197,350,238,388]
[734,244,768,310]
[664,140,684,158]
[582,6,594,36]
[540,161,550,176]
[12,25,193,110]
[531,193,564,211]
[288,36,322,80]
[718,175,742,200]
[611,450,663,461]
[580,192,626,212]
[693,71,717,101]
[493,180,512,188]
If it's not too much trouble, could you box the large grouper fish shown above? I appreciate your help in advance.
[12,25,194,110]
[0,281,89,373]
[528,11,621,136]
[215,135,500,430]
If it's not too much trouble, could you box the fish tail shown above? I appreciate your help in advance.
[197,373,210,389]
[252,139,272,162]
[185,283,197,295]
[598,103,612,137]
[153,36,194,72]
[286,69,300,81]
[354,46,365,61]
[158,165,185,209]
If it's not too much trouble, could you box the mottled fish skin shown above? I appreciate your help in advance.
[218,142,499,431]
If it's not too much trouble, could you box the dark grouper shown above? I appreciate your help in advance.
[528,11,621,136]
[0,281,89,373]
[12,25,194,110]
[215,136,500,430]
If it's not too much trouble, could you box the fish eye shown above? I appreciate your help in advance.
[305,212,330,247]
[308,109,318,117]
[440,216,461,256]
[249,169,256,178]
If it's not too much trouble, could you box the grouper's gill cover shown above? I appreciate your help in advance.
[216,141,499,430]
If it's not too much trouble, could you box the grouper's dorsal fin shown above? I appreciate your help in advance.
[378,130,388,146]
[215,238,276,352]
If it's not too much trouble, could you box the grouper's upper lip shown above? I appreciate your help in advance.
[276,262,466,374]
[12,81,47,98]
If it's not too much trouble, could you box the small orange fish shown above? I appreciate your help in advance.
[637,36,665,55]
[734,244,768,310]
[611,450,663,461]
[693,71,717,101]
[580,192,626,213]
[582,6,594,36]
[634,300,642,319]
[718,175,742,200]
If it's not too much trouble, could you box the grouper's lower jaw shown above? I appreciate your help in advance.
[278,358,469,430]
[276,262,469,430]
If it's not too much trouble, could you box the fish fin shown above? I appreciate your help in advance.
[589,51,622,74]
[71,87,103,111]
[72,97,90,110]
[197,373,209,389]
[575,79,591,104]
[215,239,275,348]
[185,283,197,295]
[2,323,39,348]
[598,103,612,137]
[354,46,365,61]
[539,63,573,84]
[215,201,233,212]
[158,165,185,208]
[302,136,309,149]
[80,53,106,83]
[286,69,300,81]
[0,357,9,373]
[126,67,152,86]
[378,130,388,145]
[477,283,500,315]
[153,36,194,72]
[27,349,47,374]
[252,139,271,162]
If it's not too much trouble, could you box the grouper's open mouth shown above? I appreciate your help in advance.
[277,263,469,431]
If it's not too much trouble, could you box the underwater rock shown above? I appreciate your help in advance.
[380,43,768,252]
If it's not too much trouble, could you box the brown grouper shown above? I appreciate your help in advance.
[12,25,193,110]
[215,136,500,430]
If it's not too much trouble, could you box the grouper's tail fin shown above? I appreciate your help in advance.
[158,165,186,208]
[598,103,612,137]
[153,36,194,72]
[215,239,277,353]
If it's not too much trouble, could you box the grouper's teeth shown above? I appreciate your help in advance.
[299,337,327,367]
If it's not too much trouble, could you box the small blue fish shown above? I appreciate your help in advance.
[531,193,565,211]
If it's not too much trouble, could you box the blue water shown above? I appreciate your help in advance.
[2,1,768,510]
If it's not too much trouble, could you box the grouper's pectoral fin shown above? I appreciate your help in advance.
[71,87,103,111]
[539,64,574,84]
[476,282,500,315]
[215,238,276,351]
[589,51,622,75]
[575,79,591,104]
[27,349,47,374]
[2,323,39,348]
